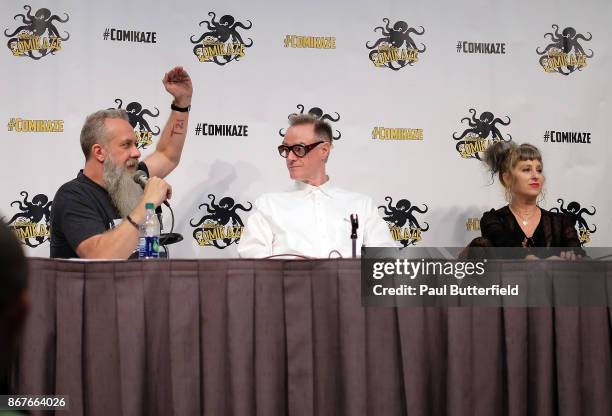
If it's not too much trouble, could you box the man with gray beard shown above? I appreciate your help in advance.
[103,153,145,218]
[50,66,192,259]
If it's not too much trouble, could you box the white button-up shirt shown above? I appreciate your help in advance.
[237,180,397,258]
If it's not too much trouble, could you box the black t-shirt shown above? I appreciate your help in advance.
[50,162,148,258]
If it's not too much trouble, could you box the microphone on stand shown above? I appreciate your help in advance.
[350,214,359,259]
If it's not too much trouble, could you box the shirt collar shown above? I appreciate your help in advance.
[77,170,109,194]
[293,177,335,198]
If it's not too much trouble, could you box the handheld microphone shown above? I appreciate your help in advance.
[133,170,168,231]
[133,169,148,188]
[133,170,170,208]
[133,170,183,251]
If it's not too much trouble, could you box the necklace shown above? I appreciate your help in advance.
[509,205,538,226]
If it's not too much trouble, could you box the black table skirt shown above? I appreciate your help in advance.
[14,258,612,416]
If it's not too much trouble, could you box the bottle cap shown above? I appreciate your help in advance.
[145,202,154,209]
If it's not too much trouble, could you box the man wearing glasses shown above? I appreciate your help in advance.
[237,114,396,258]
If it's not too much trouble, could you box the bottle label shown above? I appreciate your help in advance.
[139,236,159,258]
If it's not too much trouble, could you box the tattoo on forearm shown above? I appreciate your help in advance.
[171,119,186,136]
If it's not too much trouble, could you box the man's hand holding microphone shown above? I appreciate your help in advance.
[129,171,172,225]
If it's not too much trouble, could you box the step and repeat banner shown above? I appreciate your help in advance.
[1,0,610,258]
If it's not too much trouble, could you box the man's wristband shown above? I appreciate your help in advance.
[171,103,190,112]
[126,215,140,230]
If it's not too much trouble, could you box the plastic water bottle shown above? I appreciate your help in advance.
[138,203,160,259]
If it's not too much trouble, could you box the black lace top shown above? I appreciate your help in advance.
[480,206,582,248]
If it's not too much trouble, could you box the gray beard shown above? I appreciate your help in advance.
[102,156,143,218]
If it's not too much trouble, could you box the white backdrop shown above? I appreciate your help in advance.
[1,0,610,258]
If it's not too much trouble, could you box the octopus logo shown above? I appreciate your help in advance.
[4,191,52,248]
[549,199,597,245]
[365,18,426,71]
[4,5,69,60]
[279,104,341,140]
[378,196,429,247]
[536,25,593,75]
[111,99,160,149]
[190,12,253,65]
[190,194,252,249]
[453,108,512,160]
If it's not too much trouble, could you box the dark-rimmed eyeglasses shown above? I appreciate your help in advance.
[277,141,325,158]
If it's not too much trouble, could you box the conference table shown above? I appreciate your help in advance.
[15,258,612,415]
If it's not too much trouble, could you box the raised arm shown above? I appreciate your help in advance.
[145,66,193,178]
